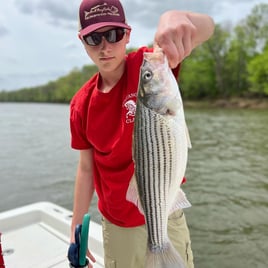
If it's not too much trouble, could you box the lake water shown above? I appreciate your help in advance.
[0,103,267,267]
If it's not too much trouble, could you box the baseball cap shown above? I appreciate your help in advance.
[78,0,131,37]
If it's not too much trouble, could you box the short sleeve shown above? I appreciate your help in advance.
[70,102,91,150]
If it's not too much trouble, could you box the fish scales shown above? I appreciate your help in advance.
[134,99,178,250]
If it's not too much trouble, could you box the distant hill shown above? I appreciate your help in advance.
[0,48,138,103]
[0,64,98,103]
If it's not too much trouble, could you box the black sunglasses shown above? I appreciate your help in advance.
[83,28,126,46]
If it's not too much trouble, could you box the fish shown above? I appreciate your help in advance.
[126,49,192,268]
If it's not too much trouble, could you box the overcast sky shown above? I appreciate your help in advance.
[0,0,267,91]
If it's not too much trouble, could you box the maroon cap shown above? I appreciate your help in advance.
[79,0,131,37]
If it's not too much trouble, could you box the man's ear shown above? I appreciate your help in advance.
[125,29,131,44]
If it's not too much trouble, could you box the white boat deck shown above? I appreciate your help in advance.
[0,202,104,268]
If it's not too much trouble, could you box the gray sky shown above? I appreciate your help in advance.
[0,0,267,91]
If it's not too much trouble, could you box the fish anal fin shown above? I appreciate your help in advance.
[169,188,191,215]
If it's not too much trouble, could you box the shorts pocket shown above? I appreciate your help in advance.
[169,209,184,221]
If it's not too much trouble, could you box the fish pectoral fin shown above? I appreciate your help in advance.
[169,188,191,215]
[126,175,144,215]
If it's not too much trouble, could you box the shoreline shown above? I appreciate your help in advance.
[184,98,268,109]
[1,98,268,109]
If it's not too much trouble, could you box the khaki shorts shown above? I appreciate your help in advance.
[102,210,194,268]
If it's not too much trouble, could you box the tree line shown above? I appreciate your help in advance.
[0,3,267,103]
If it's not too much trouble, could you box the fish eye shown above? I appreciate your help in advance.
[142,70,153,82]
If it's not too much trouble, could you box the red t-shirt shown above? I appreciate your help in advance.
[70,47,181,227]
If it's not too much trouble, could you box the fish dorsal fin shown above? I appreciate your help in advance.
[126,175,144,215]
[185,122,192,149]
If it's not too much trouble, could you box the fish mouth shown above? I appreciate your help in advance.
[143,50,165,63]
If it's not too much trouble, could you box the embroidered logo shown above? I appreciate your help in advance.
[85,3,120,20]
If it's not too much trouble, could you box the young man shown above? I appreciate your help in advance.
[70,0,214,267]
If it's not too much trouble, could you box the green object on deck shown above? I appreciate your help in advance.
[79,213,90,267]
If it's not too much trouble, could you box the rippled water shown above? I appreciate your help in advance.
[0,103,267,267]
[185,109,268,267]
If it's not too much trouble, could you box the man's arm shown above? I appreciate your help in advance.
[71,148,96,266]
[154,10,215,67]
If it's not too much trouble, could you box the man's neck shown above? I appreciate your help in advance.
[98,60,126,93]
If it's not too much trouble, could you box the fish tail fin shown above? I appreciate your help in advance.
[146,242,186,268]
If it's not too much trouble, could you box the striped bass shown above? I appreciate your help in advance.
[127,50,192,268]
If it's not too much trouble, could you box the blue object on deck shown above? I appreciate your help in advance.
[68,214,90,268]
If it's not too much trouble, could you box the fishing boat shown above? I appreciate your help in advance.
[0,202,104,267]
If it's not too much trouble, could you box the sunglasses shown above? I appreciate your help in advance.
[83,28,126,46]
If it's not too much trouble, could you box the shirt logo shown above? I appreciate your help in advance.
[123,93,137,124]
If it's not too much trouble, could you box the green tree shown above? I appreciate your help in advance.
[180,44,216,99]
[247,45,268,96]
[242,3,268,53]
[224,25,250,96]
[180,24,231,99]
[204,24,231,97]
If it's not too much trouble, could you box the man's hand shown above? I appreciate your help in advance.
[154,10,214,68]
[86,249,96,268]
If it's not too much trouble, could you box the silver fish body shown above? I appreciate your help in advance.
[127,51,191,268]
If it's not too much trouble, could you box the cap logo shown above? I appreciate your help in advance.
[84,3,120,20]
